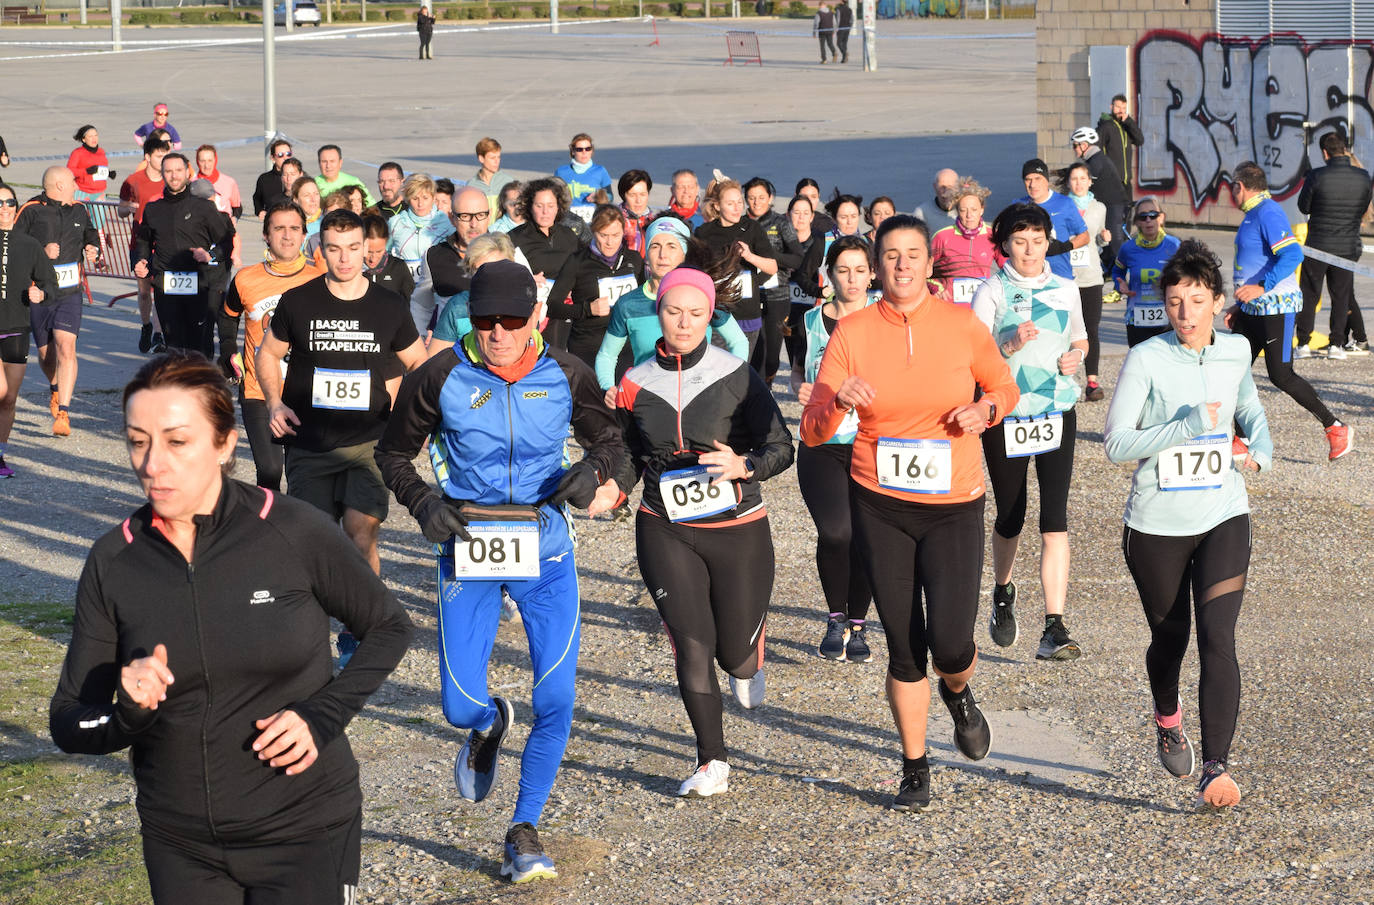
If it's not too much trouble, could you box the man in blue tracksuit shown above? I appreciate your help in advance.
[375,260,625,883]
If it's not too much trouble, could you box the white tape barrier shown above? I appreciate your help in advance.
[667,18,1030,39]
[1303,245,1374,281]
[10,134,266,165]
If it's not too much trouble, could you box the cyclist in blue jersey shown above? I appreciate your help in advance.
[1112,197,1181,347]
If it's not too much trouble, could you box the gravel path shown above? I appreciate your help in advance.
[4,305,1374,904]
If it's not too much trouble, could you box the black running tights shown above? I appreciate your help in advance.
[1122,514,1250,764]
[796,443,871,621]
[240,395,284,491]
[1233,309,1336,428]
[1079,284,1103,375]
[636,512,774,765]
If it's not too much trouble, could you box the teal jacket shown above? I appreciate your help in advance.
[1104,330,1272,536]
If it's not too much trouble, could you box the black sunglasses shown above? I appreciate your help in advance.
[1136,211,1161,221]
[572,145,593,152]
[471,314,529,331]
[0,198,17,208]
[453,210,490,222]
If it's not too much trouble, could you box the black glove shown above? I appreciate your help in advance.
[108,169,117,179]
[414,495,470,544]
[549,461,600,509]
[86,165,99,175]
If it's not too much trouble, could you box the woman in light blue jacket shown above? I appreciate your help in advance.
[387,173,455,334]
[1104,238,1271,814]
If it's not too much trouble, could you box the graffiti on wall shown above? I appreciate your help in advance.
[1135,31,1374,209]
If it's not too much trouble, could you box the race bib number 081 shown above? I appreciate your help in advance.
[453,522,540,579]
[1157,433,1229,491]
[876,438,952,494]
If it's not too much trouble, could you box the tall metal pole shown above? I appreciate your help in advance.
[861,0,875,71]
[550,0,558,33]
[285,0,294,32]
[79,0,86,26]
[111,0,122,51]
[263,0,277,150]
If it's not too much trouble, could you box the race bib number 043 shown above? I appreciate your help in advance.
[659,465,734,522]
[876,437,952,494]
[311,368,370,411]
[1157,433,1229,491]
[1003,412,1063,458]
[453,522,540,579]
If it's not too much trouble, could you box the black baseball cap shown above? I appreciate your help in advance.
[469,259,538,318]
[1021,158,1049,179]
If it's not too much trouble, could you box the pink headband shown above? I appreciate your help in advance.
[656,267,716,314]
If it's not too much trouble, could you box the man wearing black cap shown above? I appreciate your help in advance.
[375,259,625,885]
[1017,157,1089,282]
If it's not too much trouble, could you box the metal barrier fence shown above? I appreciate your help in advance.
[83,199,141,307]
[724,29,762,65]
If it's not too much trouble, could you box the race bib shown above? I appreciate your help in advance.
[402,257,422,280]
[951,278,979,305]
[1003,412,1063,458]
[597,274,638,306]
[453,522,541,579]
[311,367,370,411]
[570,204,596,224]
[788,283,815,306]
[876,437,952,494]
[1132,302,1166,327]
[1069,245,1093,268]
[1157,433,1229,491]
[94,166,109,182]
[760,272,781,290]
[54,262,80,289]
[163,271,198,295]
[733,271,753,299]
[659,465,734,523]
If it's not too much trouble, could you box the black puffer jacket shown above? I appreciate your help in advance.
[1298,156,1373,257]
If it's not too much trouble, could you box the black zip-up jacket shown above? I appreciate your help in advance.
[509,221,582,286]
[427,234,469,299]
[136,185,235,276]
[694,218,777,322]
[1298,156,1373,257]
[366,253,416,302]
[50,481,413,846]
[16,193,99,299]
[789,232,826,299]
[1096,112,1144,187]
[0,226,58,333]
[615,339,794,524]
[547,242,645,326]
[750,209,803,304]
[253,167,283,216]
[1080,147,1128,205]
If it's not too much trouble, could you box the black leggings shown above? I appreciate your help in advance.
[851,485,984,682]
[1232,309,1336,429]
[783,304,809,370]
[1122,515,1250,764]
[1079,284,1103,375]
[981,407,1077,538]
[152,283,209,352]
[796,443,871,621]
[240,395,284,491]
[752,291,789,381]
[635,512,774,765]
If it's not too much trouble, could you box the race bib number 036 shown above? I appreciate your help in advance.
[659,465,734,522]
[163,271,198,295]
[311,368,370,411]
[1003,412,1063,458]
[876,438,952,494]
[1157,433,1229,491]
[453,522,541,579]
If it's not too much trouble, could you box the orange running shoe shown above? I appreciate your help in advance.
[52,411,71,437]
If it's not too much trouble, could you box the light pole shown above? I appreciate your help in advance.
[263,0,277,158]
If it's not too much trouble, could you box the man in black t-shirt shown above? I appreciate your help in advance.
[257,209,425,589]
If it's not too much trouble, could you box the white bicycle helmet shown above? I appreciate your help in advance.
[1071,127,1100,146]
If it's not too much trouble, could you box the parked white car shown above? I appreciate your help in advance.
[274,0,322,26]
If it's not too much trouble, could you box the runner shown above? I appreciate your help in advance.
[912,168,959,224]
[546,204,644,368]
[363,214,416,312]
[373,162,405,220]
[427,232,516,357]
[253,139,293,218]
[972,202,1089,661]
[1017,158,1089,281]
[508,179,581,349]
[293,176,324,242]
[119,137,171,353]
[470,138,512,217]
[17,166,101,436]
[864,195,896,242]
[1226,161,1351,460]
[67,125,112,220]
[554,133,612,204]
[491,181,524,233]
[824,193,865,238]
[1112,197,1180,347]
[796,178,836,234]
[1059,161,1109,399]
[790,235,874,661]
[668,169,705,228]
[387,173,455,334]
[800,214,1020,811]
[1070,126,1127,279]
[694,179,778,357]
[375,259,625,883]
[0,183,58,477]
[434,178,455,216]
[133,102,182,149]
[1104,238,1271,811]
[593,216,749,395]
[617,169,653,255]
[133,153,235,353]
[315,145,373,208]
[50,351,412,905]
[612,265,794,797]
[928,178,995,305]
[783,194,824,370]
[218,200,326,490]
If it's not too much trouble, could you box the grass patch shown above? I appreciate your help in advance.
[0,599,74,637]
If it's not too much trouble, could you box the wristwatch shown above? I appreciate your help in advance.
[743,456,756,479]
[984,401,997,425]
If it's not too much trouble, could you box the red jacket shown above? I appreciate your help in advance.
[67,145,111,195]
[929,220,997,304]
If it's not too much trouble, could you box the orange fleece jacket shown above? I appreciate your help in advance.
[800,297,1020,503]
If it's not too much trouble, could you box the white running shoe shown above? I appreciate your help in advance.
[677,759,730,798]
[729,668,765,709]
[501,590,522,624]
[1293,343,1311,359]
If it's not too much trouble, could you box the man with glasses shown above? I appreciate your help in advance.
[133,103,182,150]
[315,145,374,209]
[376,162,406,220]
[254,139,294,219]
[375,259,624,885]
[554,133,612,205]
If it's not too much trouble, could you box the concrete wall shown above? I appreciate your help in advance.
[1037,0,1374,228]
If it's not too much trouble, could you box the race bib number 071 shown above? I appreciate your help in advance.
[453,522,541,579]
[876,438,952,494]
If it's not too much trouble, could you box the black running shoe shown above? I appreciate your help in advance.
[988,581,1018,647]
[891,763,931,811]
[1155,717,1195,779]
[138,322,154,353]
[818,616,848,661]
[1036,615,1082,661]
[151,332,167,353]
[938,678,992,761]
[501,822,556,883]
[844,622,872,663]
[454,696,513,802]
